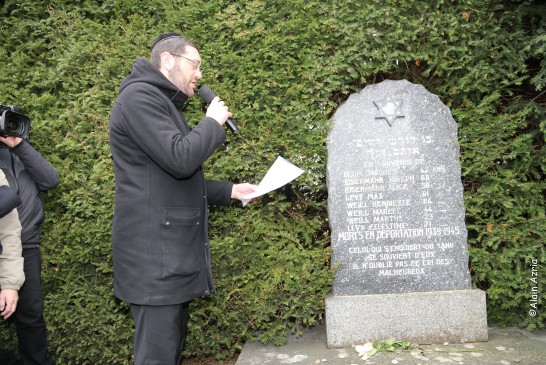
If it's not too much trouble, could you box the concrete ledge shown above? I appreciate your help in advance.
[325,289,487,348]
[235,325,546,365]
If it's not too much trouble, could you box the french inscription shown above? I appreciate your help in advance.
[335,140,464,278]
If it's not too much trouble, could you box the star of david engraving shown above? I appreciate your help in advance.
[373,97,405,126]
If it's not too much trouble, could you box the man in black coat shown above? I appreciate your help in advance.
[109,33,256,365]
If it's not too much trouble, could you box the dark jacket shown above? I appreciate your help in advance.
[0,141,59,247]
[109,57,233,306]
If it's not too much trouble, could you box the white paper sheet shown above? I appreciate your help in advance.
[242,156,304,206]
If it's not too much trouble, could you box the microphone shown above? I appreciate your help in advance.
[198,86,239,134]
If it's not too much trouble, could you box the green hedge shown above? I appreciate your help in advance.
[0,0,544,363]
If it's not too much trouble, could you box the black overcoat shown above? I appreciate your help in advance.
[109,58,233,305]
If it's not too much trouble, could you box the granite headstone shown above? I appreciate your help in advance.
[325,80,487,347]
[327,79,471,295]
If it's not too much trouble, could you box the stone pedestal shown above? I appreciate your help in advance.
[326,289,487,347]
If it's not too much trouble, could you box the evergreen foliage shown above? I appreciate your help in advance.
[0,0,544,363]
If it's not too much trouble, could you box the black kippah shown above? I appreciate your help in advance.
[151,32,183,51]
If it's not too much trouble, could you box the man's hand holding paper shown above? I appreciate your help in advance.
[242,156,304,206]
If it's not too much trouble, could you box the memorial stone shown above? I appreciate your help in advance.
[327,79,471,295]
[325,80,487,347]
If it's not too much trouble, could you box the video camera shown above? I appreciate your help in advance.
[0,105,31,139]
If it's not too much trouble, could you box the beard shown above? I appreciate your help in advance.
[168,64,194,97]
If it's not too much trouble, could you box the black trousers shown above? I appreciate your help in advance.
[1,248,54,365]
[130,301,190,365]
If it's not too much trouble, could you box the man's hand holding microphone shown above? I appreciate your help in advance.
[205,96,232,127]
[200,86,238,134]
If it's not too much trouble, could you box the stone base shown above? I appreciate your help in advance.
[325,289,488,348]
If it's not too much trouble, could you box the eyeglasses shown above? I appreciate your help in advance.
[170,53,201,71]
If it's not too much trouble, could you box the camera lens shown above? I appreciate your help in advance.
[0,109,30,138]
[5,114,24,134]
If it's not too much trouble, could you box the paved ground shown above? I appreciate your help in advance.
[236,324,546,365]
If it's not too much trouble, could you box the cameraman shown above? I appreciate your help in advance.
[0,134,58,365]
[0,169,24,320]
